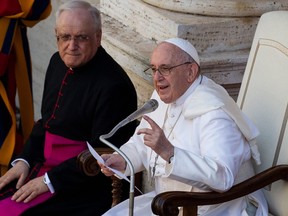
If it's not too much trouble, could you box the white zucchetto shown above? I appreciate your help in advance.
[164,38,200,66]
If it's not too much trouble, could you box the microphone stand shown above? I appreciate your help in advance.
[99,121,135,216]
[99,99,158,216]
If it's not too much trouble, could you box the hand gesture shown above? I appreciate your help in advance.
[137,115,174,162]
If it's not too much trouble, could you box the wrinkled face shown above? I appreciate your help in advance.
[150,43,199,103]
[55,8,101,68]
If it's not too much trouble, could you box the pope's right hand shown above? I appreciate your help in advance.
[98,154,126,176]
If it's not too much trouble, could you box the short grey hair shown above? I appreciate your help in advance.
[55,0,101,32]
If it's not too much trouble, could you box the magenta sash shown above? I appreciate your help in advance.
[0,131,86,216]
[39,131,86,176]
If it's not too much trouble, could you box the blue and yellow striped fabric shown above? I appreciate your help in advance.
[0,0,51,176]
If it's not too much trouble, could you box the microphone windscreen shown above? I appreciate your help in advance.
[148,99,158,111]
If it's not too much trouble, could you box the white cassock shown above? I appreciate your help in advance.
[103,75,268,216]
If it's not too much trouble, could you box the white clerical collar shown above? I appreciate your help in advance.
[172,75,203,107]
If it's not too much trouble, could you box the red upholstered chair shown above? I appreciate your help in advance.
[151,10,288,216]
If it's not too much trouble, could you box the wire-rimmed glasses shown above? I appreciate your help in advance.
[143,62,192,78]
[56,34,91,43]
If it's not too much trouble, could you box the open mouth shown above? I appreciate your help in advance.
[159,85,168,90]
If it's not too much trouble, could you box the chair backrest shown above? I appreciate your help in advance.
[237,11,288,216]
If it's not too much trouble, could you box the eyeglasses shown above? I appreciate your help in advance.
[143,62,192,78]
[56,34,91,43]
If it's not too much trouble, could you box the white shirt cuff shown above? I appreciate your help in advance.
[43,172,55,193]
[11,158,30,168]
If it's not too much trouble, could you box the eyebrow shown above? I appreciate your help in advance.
[150,64,172,68]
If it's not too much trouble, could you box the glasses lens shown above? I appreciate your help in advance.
[158,67,170,76]
[74,35,90,42]
[57,35,71,42]
[57,34,90,43]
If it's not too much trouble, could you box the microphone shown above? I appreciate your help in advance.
[102,99,159,139]
[120,98,158,126]
[99,99,158,216]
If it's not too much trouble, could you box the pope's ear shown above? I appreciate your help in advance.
[188,63,199,82]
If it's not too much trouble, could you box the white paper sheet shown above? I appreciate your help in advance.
[86,142,130,182]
